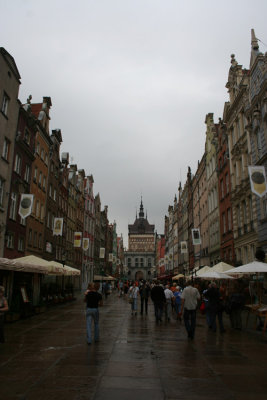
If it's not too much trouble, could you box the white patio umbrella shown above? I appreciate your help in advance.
[196,266,211,276]
[198,270,234,280]
[226,261,267,275]
[211,262,233,273]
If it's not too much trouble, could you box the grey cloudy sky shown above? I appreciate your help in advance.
[1,0,267,246]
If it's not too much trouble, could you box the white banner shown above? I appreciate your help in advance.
[53,218,63,236]
[192,229,201,245]
[82,238,89,251]
[18,194,34,219]
[180,241,188,254]
[99,248,105,259]
[248,165,267,198]
[74,232,82,247]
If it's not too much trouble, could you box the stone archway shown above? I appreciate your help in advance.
[135,271,144,280]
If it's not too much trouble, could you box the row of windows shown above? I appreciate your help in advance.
[6,233,25,251]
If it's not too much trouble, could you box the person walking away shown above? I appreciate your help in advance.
[84,283,103,345]
[164,284,174,321]
[173,286,182,320]
[139,281,150,315]
[151,281,166,323]
[128,282,139,315]
[205,282,225,333]
[179,280,200,339]
[0,286,8,343]
[228,284,245,330]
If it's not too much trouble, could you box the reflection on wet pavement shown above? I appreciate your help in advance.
[0,293,266,399]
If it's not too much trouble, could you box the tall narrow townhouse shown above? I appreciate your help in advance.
[192,154,209,269]
[0,48,20,257]
[94,193,101,274]
[246,30,267,256]
[217,119,235,265]
[187,167,194,270]
[43,129,62,262]
[173,195,179,275]
[224,54,258,265]
[4,98,37,260]
[58,152,69,265]
[66,164,77,269]
[177,180,189,275]
[26,97,52,257]
[76,169,85,285]
[83,174,95,286]
[205,113,220,266]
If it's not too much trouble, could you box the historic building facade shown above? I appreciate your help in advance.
[125,200,155,280]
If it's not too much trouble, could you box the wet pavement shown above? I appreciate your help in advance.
[0,293,267,400]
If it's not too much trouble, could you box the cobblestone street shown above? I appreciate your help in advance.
[0,293,267,400]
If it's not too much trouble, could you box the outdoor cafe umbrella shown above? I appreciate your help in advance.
[196,266,211,276]
[211,262,233,273]
[198,270,234,280]
[172,274,184,280]
[226,261,267,275]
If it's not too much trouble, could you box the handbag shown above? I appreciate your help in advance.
[200,301,205,314]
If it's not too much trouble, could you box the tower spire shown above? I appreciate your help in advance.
[250,28,260,68]
[139,196,144,218]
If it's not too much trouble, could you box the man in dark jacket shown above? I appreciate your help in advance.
[139,281,151,315]
[205,282,225,333]
[151,282,165,322]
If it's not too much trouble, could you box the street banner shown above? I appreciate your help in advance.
[248,165,267,197]
[180,241,188,254]
[18,194,34,219]
[99,248,105,258]
[74,232,82,247]
[109,253,113,262]
[82,238,89,251]
[192,228,201,245]
[53,218,63,236]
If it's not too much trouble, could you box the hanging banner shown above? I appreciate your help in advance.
[74,232,82,247]
[248,165,267,198]
[192,228,201,245]
[82,238,89,251]
[109,253,113,262]
[180,241,188,254]
[53,218,63,236]
[99,248,105,259]
[18,194,34,219]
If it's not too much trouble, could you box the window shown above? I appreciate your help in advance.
[40,204,44,221]
[225,173,229,193]
[42,176,46,191]
[1,93,9,116]
[18,237,25,252]
[24,129,30,145]
[36,141,40,154]
[24,164,30,183]
[227,208,232,230]
[41,148,44,160]
[36,200,40,218]
[49,185,52,198]
[33,232,37,247]
[38,171,42,187]
[220,179,224,199]
[148,258,152,267]
[135,258,138,267]
[38,234,42,249]
[14,154,22,174]
[20,216,26,226]
[34,167,38,182]
[256,130,263,159]
[222,213,226,234]
[9,192,17,220]
[6,233,14,249]
[53,189,57,201]
[2,138,10,160]
[44,153,48,165]
[28,229,32,245]
[0,178,4,206]
[127,258,131,267]
[140,258,144,267]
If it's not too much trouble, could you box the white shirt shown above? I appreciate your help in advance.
[181,285,200,310]
[164,288,174,301]
[129,286,139,299]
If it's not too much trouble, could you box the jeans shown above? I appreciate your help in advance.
[131,298,138,312]
[153,302,164,321]
[86,308,99,343]
[183,308,196,338]
[209,309,225,332]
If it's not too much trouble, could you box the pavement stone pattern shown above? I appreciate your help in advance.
[0,293,266,400]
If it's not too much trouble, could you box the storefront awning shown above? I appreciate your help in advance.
[0,257,49,274]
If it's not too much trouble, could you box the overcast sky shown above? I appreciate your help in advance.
[2,0,267,247]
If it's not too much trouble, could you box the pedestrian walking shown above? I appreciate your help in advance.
[205,282,225,333]
[0,286,8,343]
[128,282,139,315]
[139,281,150,315]
[151,281,166,323]
[179,280,200,340]
[164,284,174,321]
[173,286,182,320]
[84,283,103,345]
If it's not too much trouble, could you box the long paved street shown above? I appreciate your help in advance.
[0,292,267,400]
